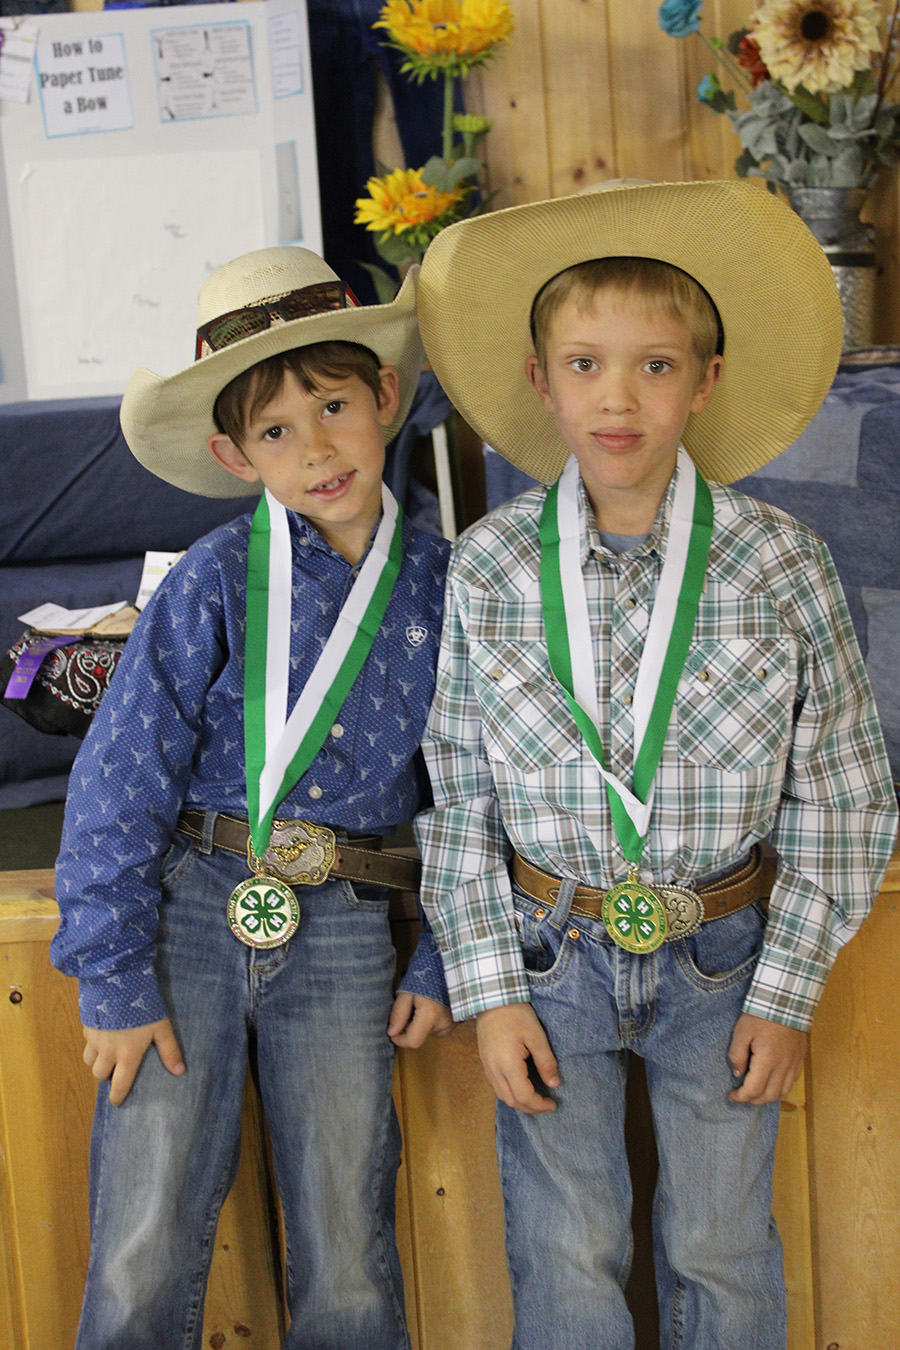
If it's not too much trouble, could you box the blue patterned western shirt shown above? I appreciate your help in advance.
[52,509,450,1029]
[415,464,898,1030]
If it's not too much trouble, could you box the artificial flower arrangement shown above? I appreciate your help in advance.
[659,0,900,190]
[354,0,514,282]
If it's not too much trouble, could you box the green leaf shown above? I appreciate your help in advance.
[445,156,483,187]
[420,156,454,190]
[374,231,421,266]
[830,144,866,185]
[797,122,839,155]
[357,261,400,304]
[786,84,829,124]
[734,147,759,177]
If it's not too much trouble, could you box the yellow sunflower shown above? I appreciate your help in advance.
[374,0,514,79]
[749,0,882,95]
[354,167,466,237]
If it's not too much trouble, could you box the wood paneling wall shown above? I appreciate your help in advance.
[464,0,900,343]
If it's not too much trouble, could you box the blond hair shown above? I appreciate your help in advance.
[530,257,722,374]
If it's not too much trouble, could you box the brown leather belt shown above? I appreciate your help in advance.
[176,810,421,892]
[512,847,773,936]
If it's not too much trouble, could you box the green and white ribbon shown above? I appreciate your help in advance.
[539,447,712,865]
[244,485,403,857]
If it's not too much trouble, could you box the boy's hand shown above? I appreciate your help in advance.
[476,1002,560,1115]
[727,1012,807,1105]
[82,1018,185,1107]
[387,992,453,1048]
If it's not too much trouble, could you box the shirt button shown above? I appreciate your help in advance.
[697,670,710,683]
[624,597,637,610]
[491,669,503,681]
[298,536,310,546]
[756,667,768,680]
[623,692,633,706]
[330,723,344,738]
[308,785,323,800]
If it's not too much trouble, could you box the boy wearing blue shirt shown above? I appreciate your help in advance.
[52,246,451,1350]
[414,181,898,1347]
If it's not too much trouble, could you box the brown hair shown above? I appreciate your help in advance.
[530,257,723,374]
[213,341,384,446]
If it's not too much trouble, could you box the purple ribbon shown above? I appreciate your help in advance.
[3,637,81,699]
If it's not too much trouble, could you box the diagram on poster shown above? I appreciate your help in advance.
[152,21,257,122]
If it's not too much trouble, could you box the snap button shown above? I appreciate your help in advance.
[696,670,710,683]
[623,692,633,707]
[624,596,637,610]
[308,785,323,799]
[756,667,768,680]
[491,669,503,681]
[330,723,344,738]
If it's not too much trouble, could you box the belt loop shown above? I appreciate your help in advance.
[549,875,577,929]
[200,811,218,855]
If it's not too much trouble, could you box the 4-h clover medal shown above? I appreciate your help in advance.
[227,875,301,949]
[602,872,668,954]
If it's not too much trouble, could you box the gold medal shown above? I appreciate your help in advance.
[602,869,668,954]
[227,874,300,949]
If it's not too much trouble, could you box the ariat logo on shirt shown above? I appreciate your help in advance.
[406,625,427,648]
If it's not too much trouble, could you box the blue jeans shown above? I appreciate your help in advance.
[76,818,409,1350]
[499,877,785,1350]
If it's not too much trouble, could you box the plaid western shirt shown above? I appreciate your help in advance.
[416,461,898,1030]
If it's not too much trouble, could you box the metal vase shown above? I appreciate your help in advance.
[785,187,876,350]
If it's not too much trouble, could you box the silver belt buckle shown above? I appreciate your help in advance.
[248,818,336,886]
[656,885,705,941]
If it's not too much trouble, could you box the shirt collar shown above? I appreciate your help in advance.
[287,507,382,565]
[575,454,682,566]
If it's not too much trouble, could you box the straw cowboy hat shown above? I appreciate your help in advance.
[417,178,843,484]
[121,247,423,497]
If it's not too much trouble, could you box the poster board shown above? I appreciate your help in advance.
[0,0,321,403]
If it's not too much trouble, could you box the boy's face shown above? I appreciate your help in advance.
[208,366,398,564]
[526,289,722,529]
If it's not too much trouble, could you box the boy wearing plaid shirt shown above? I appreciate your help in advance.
[413,181,898,1348]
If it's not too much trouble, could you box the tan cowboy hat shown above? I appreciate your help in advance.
[121,247,423,497]
[417,179,843,484]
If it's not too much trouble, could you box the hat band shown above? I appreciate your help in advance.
[195,280,350,359]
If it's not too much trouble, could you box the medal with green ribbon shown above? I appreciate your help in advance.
[539,449,713,954]
[228,486,403,948]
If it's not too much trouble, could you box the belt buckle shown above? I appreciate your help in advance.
[656,885,705,940]
[248,818,336,886]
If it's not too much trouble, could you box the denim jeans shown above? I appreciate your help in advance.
[499,877,785,1350]
[76,817,409,1350]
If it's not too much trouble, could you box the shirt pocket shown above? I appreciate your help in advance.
[675,636,796,772]
[470,639,582,774]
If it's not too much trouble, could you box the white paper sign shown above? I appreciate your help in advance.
[135,551,184,610]
[0,19,38,104]
[268,10,303,98]
[36,31,132,137]
[18,148,265,390]
[18,601,127,630]
[152,21,256,121]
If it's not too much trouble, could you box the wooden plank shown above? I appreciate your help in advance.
[808,883,900,1350]
[394,1021,513,1350]
[538,0,617,196]
[604,0,689,182]
[466,0,552,209]
[772,1071,816,1350]
[0,870,58,943]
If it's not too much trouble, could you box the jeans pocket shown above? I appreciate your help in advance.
[339,878,392,912]
[159,833,199,889]
[674,900,767,991]
[514,889,575,987]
